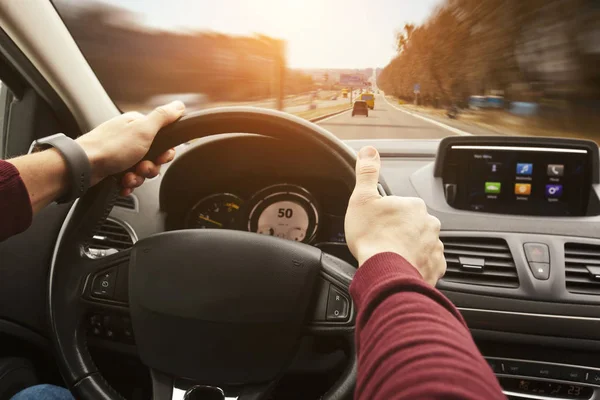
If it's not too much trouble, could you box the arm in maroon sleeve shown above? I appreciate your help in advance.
[350,252,505,400]
[0,160,32,242]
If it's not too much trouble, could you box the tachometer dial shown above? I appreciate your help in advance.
[185,193,243,229]
[247,184,319,243]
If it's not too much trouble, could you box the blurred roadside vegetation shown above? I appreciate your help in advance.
[377,0,600,139]
[57,1,315,106]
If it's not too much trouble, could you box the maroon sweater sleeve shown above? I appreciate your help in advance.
[350,252,505,400]
[0,160,32,241]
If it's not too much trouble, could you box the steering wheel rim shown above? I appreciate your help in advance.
[49,107,359,400]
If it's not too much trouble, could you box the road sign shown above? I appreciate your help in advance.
[340,74,367,87]
[414,83,421,94]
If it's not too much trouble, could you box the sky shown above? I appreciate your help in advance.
[67,0,442,69]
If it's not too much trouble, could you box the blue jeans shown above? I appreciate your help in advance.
[11,384,74,400]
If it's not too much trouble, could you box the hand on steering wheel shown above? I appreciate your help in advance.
[75,101,184,194]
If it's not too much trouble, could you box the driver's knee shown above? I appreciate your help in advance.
[10,384,74,400]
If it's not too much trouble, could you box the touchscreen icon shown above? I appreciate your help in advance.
[516,163,533,176]
[545,184,563,198]
[514,183,531,195]
[547,164,564,177]
[485,182,501,194]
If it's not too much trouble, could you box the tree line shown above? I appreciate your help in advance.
[377,0,600,121]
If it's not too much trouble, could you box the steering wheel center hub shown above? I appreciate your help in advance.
[129,229,322,384]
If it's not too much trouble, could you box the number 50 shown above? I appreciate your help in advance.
[278,208,293,218]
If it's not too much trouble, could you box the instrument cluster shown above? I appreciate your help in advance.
[185,183,344,245]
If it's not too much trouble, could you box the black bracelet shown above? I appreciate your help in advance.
[28,133,91,203]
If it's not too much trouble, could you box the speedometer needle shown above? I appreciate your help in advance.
[197,215,223,228]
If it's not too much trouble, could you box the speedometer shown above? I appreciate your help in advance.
[185,193,243,229]
[247,184,319,243]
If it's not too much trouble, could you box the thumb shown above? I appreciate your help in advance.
[145,101,185,132]
[351,146,381,203]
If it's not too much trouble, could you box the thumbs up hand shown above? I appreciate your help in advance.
[344,146,446,286]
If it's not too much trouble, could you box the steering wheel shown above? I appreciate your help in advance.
[48,108,360,400]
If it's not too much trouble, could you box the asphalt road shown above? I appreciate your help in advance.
[317,93,462,140]
[284,90,359,113]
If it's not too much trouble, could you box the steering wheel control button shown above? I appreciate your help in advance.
[524,243,550,263]
[86,312,135,344]
[91,268,117,298]
[326,286,349,321]
[529,262,550,280]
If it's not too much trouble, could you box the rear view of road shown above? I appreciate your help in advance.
[317,94,461,140]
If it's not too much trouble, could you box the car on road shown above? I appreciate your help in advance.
[359,93,375,109]
[352,100,369,117]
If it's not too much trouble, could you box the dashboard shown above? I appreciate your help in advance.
[5,130,600,400]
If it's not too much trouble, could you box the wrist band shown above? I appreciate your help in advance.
[29,133,91,203]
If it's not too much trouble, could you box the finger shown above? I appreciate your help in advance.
[144,101,185,134]
[121,172,139,189]
[120,187,133,197]
[351,146,382,203]
[133,175,146,188]
[135,160,160,179]
[155,148,176,165]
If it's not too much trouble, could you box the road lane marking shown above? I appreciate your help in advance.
[316,109,352,124]
[382,96,472,136]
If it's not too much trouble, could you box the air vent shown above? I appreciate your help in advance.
[114,195,136,210]
[441,237,519,288]
[87,219,135,258]
[565,243,600,295]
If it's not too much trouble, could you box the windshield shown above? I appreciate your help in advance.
[55,0,600,142]
[361,95,374,101]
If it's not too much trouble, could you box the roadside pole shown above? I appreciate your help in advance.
[413,83,420,106]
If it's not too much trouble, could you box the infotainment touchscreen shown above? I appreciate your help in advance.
[441,145,592,216]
